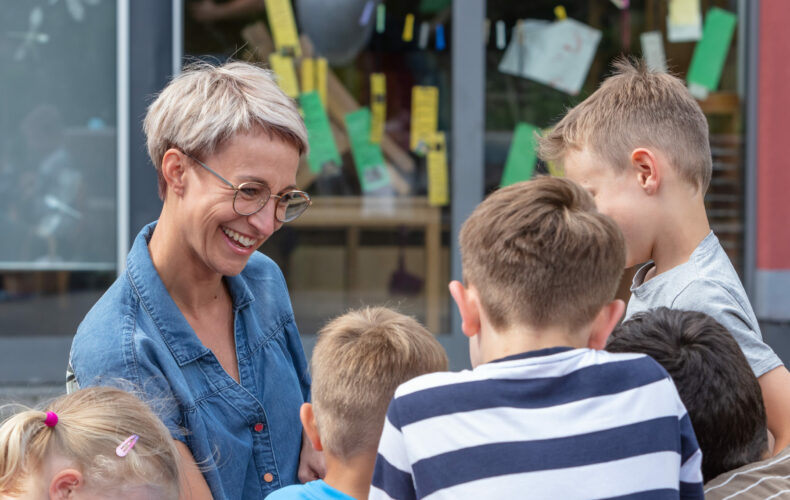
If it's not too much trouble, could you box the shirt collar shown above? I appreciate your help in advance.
[488,346,577,364]
[125,221,254,366]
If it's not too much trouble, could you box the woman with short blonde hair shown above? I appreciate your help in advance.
[69,61,322,499]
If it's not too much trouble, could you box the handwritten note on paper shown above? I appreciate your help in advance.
[426,132,449,206]
[687,8,737,100]
[667,0,702,42]
[501,123,540,187]
[370,73,387,144]
[345,108,392,193]
[640,31,667,73]
[300,91,341,173]
[410,86,439,152]
[269,54,299,98]
[498,18,601,96]
[265,0,301,57]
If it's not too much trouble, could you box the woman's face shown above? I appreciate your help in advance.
[177,129,300,278]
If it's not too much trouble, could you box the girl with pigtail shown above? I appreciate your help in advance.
[0,386,180,499]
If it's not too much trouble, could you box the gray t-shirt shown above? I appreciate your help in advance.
[626,231,783,377]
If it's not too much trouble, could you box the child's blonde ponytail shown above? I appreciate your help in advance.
[0,409,57,496]
[0,387,179,498]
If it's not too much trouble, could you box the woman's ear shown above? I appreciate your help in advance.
[50,469,83,499]
[630,148,661,196]
[160,149,189,197]
[300,403,323,452]
[449,280,481,339]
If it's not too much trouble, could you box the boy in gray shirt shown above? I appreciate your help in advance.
[538,58,790,453]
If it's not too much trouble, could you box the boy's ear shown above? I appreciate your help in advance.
[449,280,481,339]
[160,148,189,197]
[50,469,83,499]
[587,299,626,350]
[630,148,661,196]
[300,403,323,452]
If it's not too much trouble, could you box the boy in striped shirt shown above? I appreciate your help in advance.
[370,177,704,500]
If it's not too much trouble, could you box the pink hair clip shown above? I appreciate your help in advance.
[44,411,58,427]
[116,434,139,457]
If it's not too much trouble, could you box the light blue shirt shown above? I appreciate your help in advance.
[69,221,310,499]
[266,480,356,500]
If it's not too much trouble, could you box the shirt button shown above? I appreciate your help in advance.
[253,422,264,432]
[263,472,274,483]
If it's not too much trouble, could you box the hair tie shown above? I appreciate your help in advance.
[44,411,58,428]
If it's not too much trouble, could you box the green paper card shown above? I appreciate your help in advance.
[687,8,737,94]
[344,108,392,193]
[300,91,341,173]
[501,123,540,187]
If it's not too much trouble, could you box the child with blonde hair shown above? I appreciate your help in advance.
[267,307,447,500]
[0,386,180,499]
[538,58,790,453]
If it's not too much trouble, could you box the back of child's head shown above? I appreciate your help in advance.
[0,386,179,498]
[606,307,768,482]
[538,57,712,193]
[459,176,624,332]
[311,307,448,461]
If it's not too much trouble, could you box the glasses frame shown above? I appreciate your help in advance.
[183,152,312,222]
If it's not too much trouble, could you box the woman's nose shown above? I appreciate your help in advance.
[246,199,280,238]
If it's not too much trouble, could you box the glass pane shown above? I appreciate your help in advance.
[0,1,117,336]
[184,0,453,334]
[484,0,744,299]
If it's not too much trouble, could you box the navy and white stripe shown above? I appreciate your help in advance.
[370,347,704,500]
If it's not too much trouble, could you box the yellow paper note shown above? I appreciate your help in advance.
[403,13,415,42]
[301,58,315,94]
[427,132,448,206]
[410,86,439,153]
[316,57,328,105]
[669,0,701,26]
[269,54,299,98]
[370,73,386,143]
[264,0,301,57]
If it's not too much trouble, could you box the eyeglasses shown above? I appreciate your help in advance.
[184,153,311,222]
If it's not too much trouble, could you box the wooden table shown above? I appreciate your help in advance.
[290,196,443,332]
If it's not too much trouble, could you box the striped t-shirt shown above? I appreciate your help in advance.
[371,347,704,500]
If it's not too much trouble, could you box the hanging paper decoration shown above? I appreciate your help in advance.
[426,131,449,206]
[435,24,445,50]
[345,108,393,193]
[301,57,315,93]
[370,73,387,143]
[264,0,302,56]
[269,53,300,98]
[403,13,415,42]
[686,7,737,100]
[495,20,506,49]
[316,57,328,105]
[359,0,375,26]
[667,0,702,42]
[640,31,667,73]
[410,86,439,154]
[300,91,341,173]
[376,3,386,34]
[501,123,540,187]
[418,21,431,49]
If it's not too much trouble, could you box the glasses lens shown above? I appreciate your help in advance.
[234,182,270,216]
[277,192,311,222]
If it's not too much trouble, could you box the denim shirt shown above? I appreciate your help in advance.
[69,222,310,499]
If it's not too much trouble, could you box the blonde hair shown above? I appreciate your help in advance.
[459,177,625,332]
[144,60,308,199]
[0,387,179,498]
[311,307,447,461]
[538,57,712,192]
